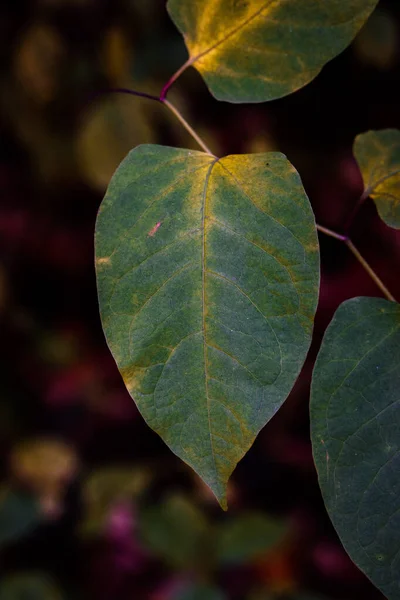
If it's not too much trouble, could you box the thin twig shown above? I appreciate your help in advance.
[316,224,348,242]
[98,87,162,103]
[345,240,396,302]
[93,88,396,302]
[92,87,216,156]
[316,224,396,302]
[163,99,216,156]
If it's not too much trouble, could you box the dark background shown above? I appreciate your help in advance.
[1,1,399,599]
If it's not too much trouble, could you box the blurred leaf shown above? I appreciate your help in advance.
[216,513,287,566]
[0,488,41,546]
[244,134,277,155]
[13,23,64,104]
[37,330,78,366]
[95,145,319,508]
[103,26,133,84]
[174,583,226,600]
[10,439,78,518]
[167,0,377,103]
[354,9,398,69]
[254,548,295,595]
[354,129,400,229]
[77,96,155,191]
[11,439,78,490]
[311,297,400,600]
[139,495,210,569]
[0,573,62,600]
[81,466,150,536]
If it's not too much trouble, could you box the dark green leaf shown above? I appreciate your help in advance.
[311,297,400,600]
[95,144,319,507]
[167,0,377,103]
[354,129,400,229]
[216,512,287,565]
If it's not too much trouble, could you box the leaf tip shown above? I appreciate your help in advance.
[218,495,228,512]
[208,481,228,511]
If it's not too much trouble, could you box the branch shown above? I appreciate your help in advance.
[163,99,215,156]
[92,87,216,156]
[160,58,194,101]
[98,87,162,103]
[316,224,396,302]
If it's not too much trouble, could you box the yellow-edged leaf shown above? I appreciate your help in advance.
[354,129,400,229]
[95,145,319,507]
[167,0,377,103]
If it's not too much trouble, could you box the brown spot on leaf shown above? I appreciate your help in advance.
[96,256,111,265]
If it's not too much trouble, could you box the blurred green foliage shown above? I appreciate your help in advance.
[174,583,226,600]
[0,573,62,600]
[139,495,211,570]
[216,513,287,566]
[0,488,41,547]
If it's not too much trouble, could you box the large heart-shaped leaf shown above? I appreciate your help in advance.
[354,129,400,229]
[95,144,319,507]
[311,297,400,599]
[167,0,377,103]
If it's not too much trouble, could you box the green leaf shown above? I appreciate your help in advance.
[139,495,209,569]
[167,0,377,103]
[354,129,400,229]
[95,144,319,508]
[216,512,287,565]
[310,297,400,600]
[0,487,41,547]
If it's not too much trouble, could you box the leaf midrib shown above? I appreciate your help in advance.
[202,158,219,482]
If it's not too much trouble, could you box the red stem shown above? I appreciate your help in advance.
[159,58,193,101]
